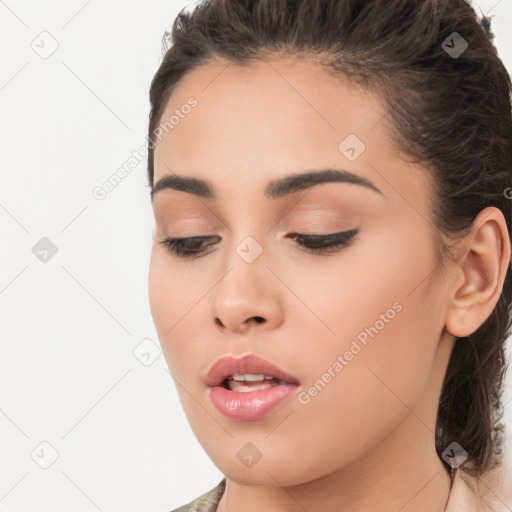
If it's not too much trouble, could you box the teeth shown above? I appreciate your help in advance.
[223,374,283,391]
[230,382,275,392]
[231,374,275,381]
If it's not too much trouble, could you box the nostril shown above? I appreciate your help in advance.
[214,316,265,327]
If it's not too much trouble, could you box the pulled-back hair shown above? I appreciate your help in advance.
[147,0,512,482]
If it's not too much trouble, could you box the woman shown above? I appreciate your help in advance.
[146,0,512,510]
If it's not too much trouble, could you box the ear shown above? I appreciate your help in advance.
[445,207,511,338]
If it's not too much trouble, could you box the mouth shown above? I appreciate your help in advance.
[219,374,289,392]
[205,353,300,388]
[205,354,300,421]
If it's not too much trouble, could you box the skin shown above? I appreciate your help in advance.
[148,57,511,512]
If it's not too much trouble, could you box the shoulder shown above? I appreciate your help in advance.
[169,478,227,512]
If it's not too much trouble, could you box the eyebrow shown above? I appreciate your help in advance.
[150,168,383,202]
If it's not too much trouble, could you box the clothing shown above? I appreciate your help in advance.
[170,478,226,512]
[169,469,486,512]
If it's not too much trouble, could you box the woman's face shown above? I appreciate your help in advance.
[148,57,455,485]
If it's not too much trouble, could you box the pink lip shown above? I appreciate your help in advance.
[205,354,300,421]
[205,354,300,387]
[209,384,298,421]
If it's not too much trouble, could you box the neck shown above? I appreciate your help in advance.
[218,422,453,512]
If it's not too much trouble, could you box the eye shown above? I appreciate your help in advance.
[158,229,359,258]
[289,228,359,255]
[158,235,220,258]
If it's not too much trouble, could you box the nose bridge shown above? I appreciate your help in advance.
[217,198,271,271]
[212,232,267,304]
[208,230,283,331]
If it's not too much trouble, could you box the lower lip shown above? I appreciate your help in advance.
[209,383,299,421]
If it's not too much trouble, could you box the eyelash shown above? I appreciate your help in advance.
[158,229,359,258]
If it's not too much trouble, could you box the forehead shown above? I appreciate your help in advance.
[152,57,427,206]
[155,57,385,158]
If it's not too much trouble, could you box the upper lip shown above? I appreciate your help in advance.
[205,354,300,387]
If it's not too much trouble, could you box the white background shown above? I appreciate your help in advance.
[0,0,511,510]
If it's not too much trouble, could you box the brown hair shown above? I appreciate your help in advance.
[147,0,512,482]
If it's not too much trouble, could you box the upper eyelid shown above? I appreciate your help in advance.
[290,229,358,237]
[168,231,356,239]
[155,207,357,230]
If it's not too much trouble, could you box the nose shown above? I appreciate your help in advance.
[209,247,284,334]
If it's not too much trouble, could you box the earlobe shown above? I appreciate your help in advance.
[445,207,511,338]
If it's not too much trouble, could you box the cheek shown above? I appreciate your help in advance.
[148,248,188,370]
[148,247,214,376]
[275,299,439,481]
[289,234,441,464]
[148,246,199,327]
[148,248,170,334]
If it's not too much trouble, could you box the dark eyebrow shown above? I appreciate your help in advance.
[150,168,383,202]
